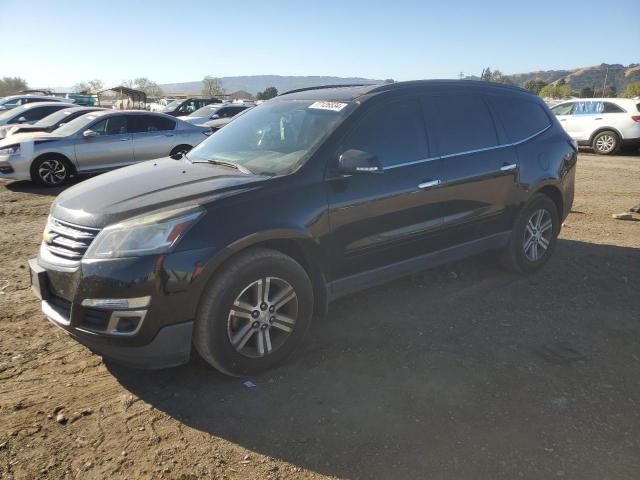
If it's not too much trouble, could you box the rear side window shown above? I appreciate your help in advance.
[603,102,625,113]
[129,115,176,133]
[429,95,498,155]
[490,96,552,143]
[343,97,428,168]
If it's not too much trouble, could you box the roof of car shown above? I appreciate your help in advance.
[278,80,533,101]
[20,101,76,109]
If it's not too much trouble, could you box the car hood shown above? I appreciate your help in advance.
[52,157,268,228]
[0,131,63,147]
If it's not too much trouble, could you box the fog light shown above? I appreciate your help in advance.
[81,296,150,310]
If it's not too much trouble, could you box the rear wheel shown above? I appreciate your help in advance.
[501,194,560,273]
[31,156,72,187]
[591,130,620,155]
[193,248,314,376]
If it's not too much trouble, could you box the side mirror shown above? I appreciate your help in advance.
[209,114,220,120]
[83,129,98,138]
[17,116,27,123]
[337,149,383,174]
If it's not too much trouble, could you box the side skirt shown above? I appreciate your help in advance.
[327,231,511,302]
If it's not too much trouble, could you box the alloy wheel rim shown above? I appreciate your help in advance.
[522,208,553,262]
[227,277,298,358]
[38,160,67,185]
[595,134,615,153]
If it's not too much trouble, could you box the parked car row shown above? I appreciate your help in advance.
[0,110,211,185]
[26,80,577,376]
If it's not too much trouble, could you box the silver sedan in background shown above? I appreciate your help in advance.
[0,110,211,186]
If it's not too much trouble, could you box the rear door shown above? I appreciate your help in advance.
[423,92,520,246]
[73,115,134,171]
[129,114,177,161]
[550,102,576,136]
[326,95,445,279]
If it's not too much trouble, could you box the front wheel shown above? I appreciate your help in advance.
[501,194,560,273]
[592,130,620,155]
[193,248,314,376]
[31,156,71,187]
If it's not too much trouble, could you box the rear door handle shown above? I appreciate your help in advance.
[119,137,130,141]
[164,133,175,137]
[418,179,441,189]
[500,163,517,172]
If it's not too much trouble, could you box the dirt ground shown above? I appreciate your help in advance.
[1,152,639,480]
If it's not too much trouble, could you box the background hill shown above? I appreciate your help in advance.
[159,75,381,95]
[508,63,640,93]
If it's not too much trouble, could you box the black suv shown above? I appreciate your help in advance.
[30,81,577,376]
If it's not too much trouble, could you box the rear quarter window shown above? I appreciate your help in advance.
[489,96,551,143]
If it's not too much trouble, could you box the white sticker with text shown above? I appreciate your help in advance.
[308,101,348,112]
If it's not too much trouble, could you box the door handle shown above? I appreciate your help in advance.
[119,137,130,141]
[559,118,567,121]
[418,179,441,189]
[500,163,517,172]
[595,117,603,120]
[164,133,175,137]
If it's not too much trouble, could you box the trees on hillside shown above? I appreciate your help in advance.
[202,76,223,97]
[538,84,573,99]
[480,68,513,84]
[0,77,28,96]
[523,79,548,95]
[621,81,640,98]
[580,86,594,98]
[256,87,278,100]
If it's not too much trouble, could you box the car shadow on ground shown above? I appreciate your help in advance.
[4,176,91,196]
[107,239,640,479]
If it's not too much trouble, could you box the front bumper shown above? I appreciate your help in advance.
[29,246,215,368]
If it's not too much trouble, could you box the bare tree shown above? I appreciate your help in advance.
[123,78,163,97]
[73,79,103,94]
[202,76,223,97]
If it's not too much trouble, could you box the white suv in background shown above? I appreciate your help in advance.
[550,98,640,154]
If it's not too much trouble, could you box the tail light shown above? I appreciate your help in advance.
[631,115,640,122]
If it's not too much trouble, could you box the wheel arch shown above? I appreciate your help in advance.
[31,151,77,177]
[201,230,330,318]
[532,183,564,220]
[589,126,622,145]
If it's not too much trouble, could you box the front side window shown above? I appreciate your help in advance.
[430,94,498,156]
[89,116,128,135]
[188,99,356,175]
[551,103,574,116]
[342,98,427,167]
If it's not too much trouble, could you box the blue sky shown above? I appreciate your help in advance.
[1,0,638,88]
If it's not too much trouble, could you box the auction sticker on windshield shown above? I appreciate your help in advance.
[308,101,348,112]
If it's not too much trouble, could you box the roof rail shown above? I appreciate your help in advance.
[365,79,530,95]
[279,84,375,96]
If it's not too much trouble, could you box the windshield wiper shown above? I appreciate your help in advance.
[191,158,252,174]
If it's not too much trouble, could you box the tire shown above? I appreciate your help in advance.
[30,156,72,187]
[501,193,560,274]
[591,130,620,155]
[193,248,314,376]
[170,145,192,158]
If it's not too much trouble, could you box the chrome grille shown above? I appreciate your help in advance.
[43,217,100,261]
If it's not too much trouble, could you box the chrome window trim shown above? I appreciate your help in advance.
[383,124,551,171]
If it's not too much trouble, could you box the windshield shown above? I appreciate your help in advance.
[161,100,181,112]
[187,100,355,175]
[34,108,75,127]
[53,114,99,136]
[188,104,220,117]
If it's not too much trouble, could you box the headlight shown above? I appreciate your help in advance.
[0,144,19,155]
[85,206,204,259]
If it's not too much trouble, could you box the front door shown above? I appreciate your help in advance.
[73,115,133,172]
[326,96,444,280]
